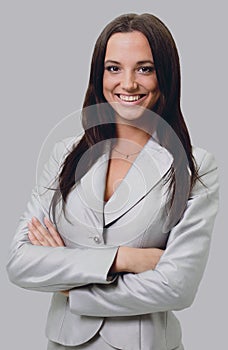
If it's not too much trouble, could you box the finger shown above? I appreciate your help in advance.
[28,231,41,246]
[44,217,65,246]
[28,221,51,246]
[32,216,64,247]
[29,218,58,247]
[60,290,69,296]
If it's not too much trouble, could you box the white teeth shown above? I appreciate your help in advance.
[119,94,143,102]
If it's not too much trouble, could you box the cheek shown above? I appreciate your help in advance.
[103,72,120,91]
[151,83,160,95]
[103,78,116,103]
[103,72,113,90]
[149,85,160,103]
[137,75,159,92]
[102,81,111,101]
[149,79,160,97]
[145,79,160,106]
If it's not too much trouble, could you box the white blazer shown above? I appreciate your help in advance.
[6,134,219,350]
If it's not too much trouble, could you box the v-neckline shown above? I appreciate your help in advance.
[103,136,152,206]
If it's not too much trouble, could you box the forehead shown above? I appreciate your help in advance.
[105,31,153,60]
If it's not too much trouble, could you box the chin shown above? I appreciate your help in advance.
[109,102,150,122]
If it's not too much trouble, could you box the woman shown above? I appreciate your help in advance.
[6,13,219,350]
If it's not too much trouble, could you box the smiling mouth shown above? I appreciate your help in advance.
[116,94,146,102]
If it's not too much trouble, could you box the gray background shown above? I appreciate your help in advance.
[1,0,227,349]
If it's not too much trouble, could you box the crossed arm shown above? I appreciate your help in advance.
[27,216,164,296]
[25,150,219,317]
[6,139,219,317]
[6,138,164,295]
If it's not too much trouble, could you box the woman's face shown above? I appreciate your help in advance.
[103,31,160,122]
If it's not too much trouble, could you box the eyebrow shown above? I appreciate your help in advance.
[104,60,154,65]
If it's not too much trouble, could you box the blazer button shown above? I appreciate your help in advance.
[93,236,101,244]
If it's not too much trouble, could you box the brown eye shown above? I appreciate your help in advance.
[105,66,120,73]
[138,66,155,74]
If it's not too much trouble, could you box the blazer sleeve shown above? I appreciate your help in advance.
[69,150,219,317]
[6,137,118,292]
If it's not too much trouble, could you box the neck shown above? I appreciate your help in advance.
[114,108,156,142]
[112,123,151,156]
[114,118,153,147]
[117,124,149,142]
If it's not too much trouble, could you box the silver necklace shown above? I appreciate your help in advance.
[113,147,141,159]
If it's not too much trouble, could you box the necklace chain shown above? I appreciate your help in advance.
[113,147,141,159]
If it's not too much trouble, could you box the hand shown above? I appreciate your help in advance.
[28,217,68,296]
[110,246,164,274]
[61,290,69,297]
[27,216,65,247]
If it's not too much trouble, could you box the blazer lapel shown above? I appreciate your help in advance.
[77,142,111,232]
[104,137,173,226]
[78,137,173,229]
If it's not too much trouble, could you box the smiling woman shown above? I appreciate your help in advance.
[103,31,160,116]
[6,13,219,350]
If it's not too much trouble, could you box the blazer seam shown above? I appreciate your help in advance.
[57,296,69,342]
[139,314,141,350]
[165,311,168,350]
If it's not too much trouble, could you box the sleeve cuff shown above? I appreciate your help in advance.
[98,246,119,284]
[68,246,119,313]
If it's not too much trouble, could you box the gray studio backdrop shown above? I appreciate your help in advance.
[1,1,227,349]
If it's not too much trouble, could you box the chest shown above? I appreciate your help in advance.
[104,156,138,203]
[56,143,173,249]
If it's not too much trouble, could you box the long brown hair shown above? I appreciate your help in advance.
[50,13,199,229]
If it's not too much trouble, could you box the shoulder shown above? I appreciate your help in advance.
[51,132,85,164]
[192,146,218,176]
[191,146,219,197]
[37,133,85,188]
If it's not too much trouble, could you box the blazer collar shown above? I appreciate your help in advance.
[78,136,173,227]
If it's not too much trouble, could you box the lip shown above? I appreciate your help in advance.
[114,93,148,105]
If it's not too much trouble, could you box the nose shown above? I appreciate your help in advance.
[120,71,138,91]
